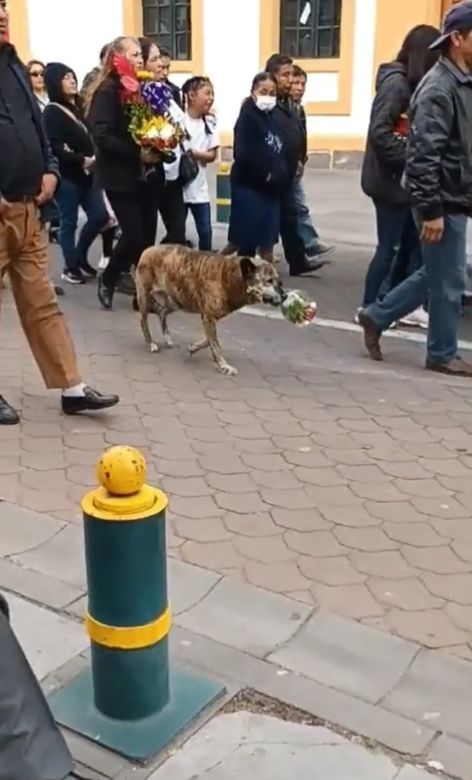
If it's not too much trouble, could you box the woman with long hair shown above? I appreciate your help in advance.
[360,24,440,328]
[86,36,162,309]
[43,62,109,284]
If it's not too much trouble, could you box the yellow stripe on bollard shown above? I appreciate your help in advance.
[216,198,231,206]
[82,485,168,522]
[86,607,172,650]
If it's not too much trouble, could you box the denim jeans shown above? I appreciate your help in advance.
[186,203,212,250]
[292,180,319,252]
[363,201,411,306]
[367,213,468,365]
[55,179,109,271]
[280,182,307,273]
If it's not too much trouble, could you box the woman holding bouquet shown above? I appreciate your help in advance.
[85,37,158,309]
[359,25,440,327]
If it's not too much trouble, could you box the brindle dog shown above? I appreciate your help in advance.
[135,245,285,376]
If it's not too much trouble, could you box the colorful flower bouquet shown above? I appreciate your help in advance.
[281,290,317,326]
[113,57,184,161]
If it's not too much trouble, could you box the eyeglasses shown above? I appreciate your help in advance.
[30,71,44,77]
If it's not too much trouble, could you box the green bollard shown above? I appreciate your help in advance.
[49,446,224,763]
[216,162,231,224]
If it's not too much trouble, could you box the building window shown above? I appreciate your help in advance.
[280,0,342,59]
[142,0,192,61]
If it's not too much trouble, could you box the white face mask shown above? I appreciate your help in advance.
[255,95,276,113]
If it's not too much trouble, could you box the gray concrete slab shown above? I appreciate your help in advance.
[383,649,472,743]
[168,558,222,616]
[395,768,437,780]
[148,712,399,780]
[0,500,64,556]
[175,576,312,657]
[11,523,86,589]
[0,557,83,610]
[171,626,435,757]
[269,611,418,704]
[427,735,472,780]
[7,593,88,680]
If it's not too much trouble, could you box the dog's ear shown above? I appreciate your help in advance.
[240,256,258,280]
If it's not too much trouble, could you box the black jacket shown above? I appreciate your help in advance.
[166,79,182,109]
[0,44,59,200]
[272,97,306,180]
[43,71,94,187]
[87,74,141,193]
[361,62,411,205]
[231,98,288,197]
[406,57,472,220]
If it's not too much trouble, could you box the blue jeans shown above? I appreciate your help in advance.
[367,213,467,365]
[56,179,109,271]
[186,203,212,250]
[363,201,413,306]
[292,180,319,252]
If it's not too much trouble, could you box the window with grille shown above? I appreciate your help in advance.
[280,0,342,59]
[142,0,192,61]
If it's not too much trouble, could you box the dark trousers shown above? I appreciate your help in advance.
[186,202,212,251]
[160,179,187,244]
[55,179,108,271]
[104,170,164,288]
[279,182,307,273]
[362,201,421,306]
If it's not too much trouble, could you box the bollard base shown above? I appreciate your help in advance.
[48,666,225,763]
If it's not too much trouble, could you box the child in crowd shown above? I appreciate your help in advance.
[181,77,219,251]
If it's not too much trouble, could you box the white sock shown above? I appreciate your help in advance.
[62,382,87,398]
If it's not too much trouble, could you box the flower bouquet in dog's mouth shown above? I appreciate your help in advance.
[281,290,317,326]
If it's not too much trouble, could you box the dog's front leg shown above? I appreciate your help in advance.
[188,336,209,356]
[202,317,237,376]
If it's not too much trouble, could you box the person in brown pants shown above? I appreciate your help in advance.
[0,2,119,424]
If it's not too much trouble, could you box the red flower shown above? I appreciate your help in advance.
[113,54,139,94]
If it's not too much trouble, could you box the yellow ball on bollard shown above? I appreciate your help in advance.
[96,446,147,496]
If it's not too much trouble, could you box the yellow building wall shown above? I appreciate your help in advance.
[8,0,31,61]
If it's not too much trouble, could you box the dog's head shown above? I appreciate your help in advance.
[240,257,286,307]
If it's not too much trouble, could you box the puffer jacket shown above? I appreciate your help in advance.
[406,57,472,220]
[361,62,411,205]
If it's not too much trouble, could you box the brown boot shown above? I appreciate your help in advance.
[426,357,472,377]
[358,310,383,361]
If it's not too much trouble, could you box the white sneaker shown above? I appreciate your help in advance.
[399,307,429,329]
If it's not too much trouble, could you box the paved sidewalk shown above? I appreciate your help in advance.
[3,261,472,659]
[3,518,471,780]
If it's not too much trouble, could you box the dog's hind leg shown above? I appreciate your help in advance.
[135,274,160,354]
[188,336,209,356]
[153,293,176,349]
[202,317,237,376]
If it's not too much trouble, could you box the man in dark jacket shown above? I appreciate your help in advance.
[159,47,182,108]
[266,53,329,276]
[359,0,472,377]
[0,2,119,422]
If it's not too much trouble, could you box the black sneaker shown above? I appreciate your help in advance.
[61,386,119,415]
[61,269,85,285]
[306,243,335,260]
[79,260,97,279]
[98,276,114,310]
[0,395,20,425]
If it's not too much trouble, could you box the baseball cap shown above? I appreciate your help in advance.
[430,0,472,49]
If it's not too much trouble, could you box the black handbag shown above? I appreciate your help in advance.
[179,146,199,185]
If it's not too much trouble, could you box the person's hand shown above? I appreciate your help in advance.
[141,148,160,165]
[83,156,95,171]
[295,161,304,180]
[421,217,444,244]
[35,173,58,206]
[0,197,12,219]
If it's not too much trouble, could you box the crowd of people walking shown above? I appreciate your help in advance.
[1,0,472,429]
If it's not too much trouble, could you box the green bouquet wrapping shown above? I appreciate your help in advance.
[281,290,317,327]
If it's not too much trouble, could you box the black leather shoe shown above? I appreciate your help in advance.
[61,386,119,416]
[80,260,98,279]
[289,258,329,277]
[98,276,114,310]
[0,395,20,425]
